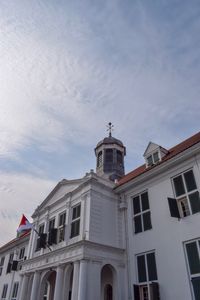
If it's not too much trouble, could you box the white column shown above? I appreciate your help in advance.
[30,271,40,300]
[19,274,29,300]
[54,265,64,300]
[78,260,87,300]
[71,261,80,300]
[87,261,101,300]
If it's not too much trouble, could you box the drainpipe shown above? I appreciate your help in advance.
[120,194,132,300]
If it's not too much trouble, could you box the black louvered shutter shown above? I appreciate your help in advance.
[6,262,12,273]
[12,260,18,271]
[150,282,160,300]
[39,233,47,248]
[48,228,57,245]
[168,197,180,218]
[133,284,140,300]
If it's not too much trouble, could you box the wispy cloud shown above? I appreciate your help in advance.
[0,0,200,244]
[0,172,55,246]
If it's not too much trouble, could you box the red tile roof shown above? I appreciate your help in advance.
[117,131,200,187]
[0,230,30,251]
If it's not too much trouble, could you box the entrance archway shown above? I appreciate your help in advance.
[40,270,56,300]
[104,284,113,300]
[101,264,116,300]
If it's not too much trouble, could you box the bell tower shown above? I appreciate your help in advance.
[95,123,126,181]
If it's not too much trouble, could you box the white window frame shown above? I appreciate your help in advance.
[1,284,8,299]
[132,191,152,234]
[70,203,81,238]
[11,282,19,300]
[146,151,160,167]
[58,212,66,243]
[172,169,199,218]
[35,223,45,252]
[184,238,200,300]
[19,247,25,260]
[0,257,5,276]
[136,251,158,300]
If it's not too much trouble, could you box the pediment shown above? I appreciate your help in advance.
[32,178,86,216]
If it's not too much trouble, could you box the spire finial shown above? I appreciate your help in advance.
[107,122,114,137]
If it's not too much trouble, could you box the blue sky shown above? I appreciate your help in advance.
[0,0,200,245]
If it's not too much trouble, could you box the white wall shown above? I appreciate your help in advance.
[125,154,200,300]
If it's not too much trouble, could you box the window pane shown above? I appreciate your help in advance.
[133,196,140,214]
[134,216,142,234]
[192,277,200,300]
[173,175,185,196]
[137,255,147,283]
[72,205,80,220]
[39,224,44,234]
[59,213,66,226]
[186,242,200,274]
[189,192,200,214]
[71,220,80,238]
[178,197,190,217]
[117,150,123,164]
[97,151,102,167]
[141,192,149,211]
[147,156,153,166]
[184,170,197,192]
[105,149,113,163]
[147,253,157,281]
[143,212,152,231]
[49,219,55,231]
[153,152,159,163]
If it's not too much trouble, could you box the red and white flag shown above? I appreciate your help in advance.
[17,214,33,233]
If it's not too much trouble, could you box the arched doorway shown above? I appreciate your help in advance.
[40,270,56,300]
[62,264,73,300]
[101,264,116,300]
[104,284,113,300]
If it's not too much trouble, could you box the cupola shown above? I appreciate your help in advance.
[95,123,126,181]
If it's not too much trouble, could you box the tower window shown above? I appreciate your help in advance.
[105,149,113,163]
[97,151,103,167]
[117,150,123,164]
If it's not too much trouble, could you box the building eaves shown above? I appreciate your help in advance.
[116,131,200,188]
[0,230,30,252]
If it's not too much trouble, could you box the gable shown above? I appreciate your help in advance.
[143,142,161,157]
[32,178,85,216]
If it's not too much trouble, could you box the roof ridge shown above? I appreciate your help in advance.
[116,131,200,187]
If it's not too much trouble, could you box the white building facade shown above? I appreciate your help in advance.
[1,130,200,300]
[0,232,30,300]
[115,132,200,300]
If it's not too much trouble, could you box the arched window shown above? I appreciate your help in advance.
[104,284,113,300]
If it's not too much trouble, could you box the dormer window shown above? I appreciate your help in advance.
[146,151,160,167]
[144,142,168,168]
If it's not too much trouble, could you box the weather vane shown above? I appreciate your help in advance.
[107,122,114,137]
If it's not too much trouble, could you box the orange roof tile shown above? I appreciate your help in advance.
[117,131,200,187]
[0,230,30,251]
